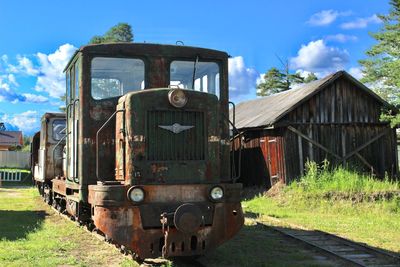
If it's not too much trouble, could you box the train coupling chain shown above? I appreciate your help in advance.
[160,212,174,258]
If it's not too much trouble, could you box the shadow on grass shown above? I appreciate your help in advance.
[171,224,335,267]
[171,220,400,267]
[0,210,47,240]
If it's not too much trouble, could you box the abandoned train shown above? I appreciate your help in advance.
[31,43,244,259]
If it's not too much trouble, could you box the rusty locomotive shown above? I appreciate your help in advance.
[31,43,244,259]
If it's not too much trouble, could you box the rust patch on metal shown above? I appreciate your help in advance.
[88,183,243,259]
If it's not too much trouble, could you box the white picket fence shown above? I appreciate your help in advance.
[0,151,30,169]
[0,170,23,182]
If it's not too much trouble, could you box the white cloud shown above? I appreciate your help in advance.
[22,93,49,103]
[3,44,77,99]
[341,14,381,29]
[348,67,364,80]
[7,74,18,86]
[1,110,40,134]
[34,43,77,98]
[256,73,265,85]
[0,74,49,103]
[0,55,7,71]
[325,34,358,43]
[290,40,349,74]
[0,75,25,102]
[228,56,258,102]
[307,10,352,26]
[16,55,39,75]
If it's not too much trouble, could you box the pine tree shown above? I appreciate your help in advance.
[257,68,287,96]
[359,0,400,126]
[89,23,134,44]
[256,67,310,96]
[304,72,318,83]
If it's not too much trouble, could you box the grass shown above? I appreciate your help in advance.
[0,168,30,173]
[0,186,340,267]
[243,161,400,254]
[0,187,138,267]
[172,220,335,267]
[290,160,400,195]
[0,169,33,186]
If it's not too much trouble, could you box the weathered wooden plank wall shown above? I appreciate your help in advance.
[281,78,397,182]
[283,125,397,181]
[233,76,398,187]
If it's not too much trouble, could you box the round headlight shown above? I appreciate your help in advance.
[128,187,145,203]
[168,89,187,108]
[210,186,224,200]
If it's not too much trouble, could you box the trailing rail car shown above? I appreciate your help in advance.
[32,43,244,259]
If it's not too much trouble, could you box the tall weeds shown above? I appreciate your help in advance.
[289,160,400,194]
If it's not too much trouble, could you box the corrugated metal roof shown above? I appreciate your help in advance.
[230,71,389,130]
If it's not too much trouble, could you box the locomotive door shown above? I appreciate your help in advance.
[67,61,79,182]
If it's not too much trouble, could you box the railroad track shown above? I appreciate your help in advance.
[255,219,400,267]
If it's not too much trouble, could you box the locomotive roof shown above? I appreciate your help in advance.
[64,43,229,72]
[41,112,66,120]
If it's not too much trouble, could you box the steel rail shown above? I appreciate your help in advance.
[255,220,400,267]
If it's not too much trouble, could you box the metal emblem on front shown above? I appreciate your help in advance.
[158,123,194,134]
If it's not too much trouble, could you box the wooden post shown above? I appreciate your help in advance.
[341,126,346,165]
[298,135,304,175]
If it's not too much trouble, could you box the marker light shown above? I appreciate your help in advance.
[210,186,224,200]
[168,89,187,108]
[128,187,145,203]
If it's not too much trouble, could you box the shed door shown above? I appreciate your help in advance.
[261,136,285,186]
[267,138,279,184]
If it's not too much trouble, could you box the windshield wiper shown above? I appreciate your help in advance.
[191,56,199,89]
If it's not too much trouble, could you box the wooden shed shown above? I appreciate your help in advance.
[0,131,23,151]
[232,71,398,187]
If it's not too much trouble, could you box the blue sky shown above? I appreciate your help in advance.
[0,0,390,135]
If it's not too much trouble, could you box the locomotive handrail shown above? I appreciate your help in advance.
[65,98,80,183]
[96,109,125,182]
[65,101,73,180]
[71,99,79,183]
[51,129,69,180]
[66,102,74,118]
[229,101,236,130]
[227,119,242,183]
[226,101,242,183]
[228,101,242,182]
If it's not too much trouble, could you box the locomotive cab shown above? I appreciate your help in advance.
[57,43,243,259]
[32,113,66,202]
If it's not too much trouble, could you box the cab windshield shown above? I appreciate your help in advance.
[91,57,145,100]
[52,119,66,141]
[170,60,220,98]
